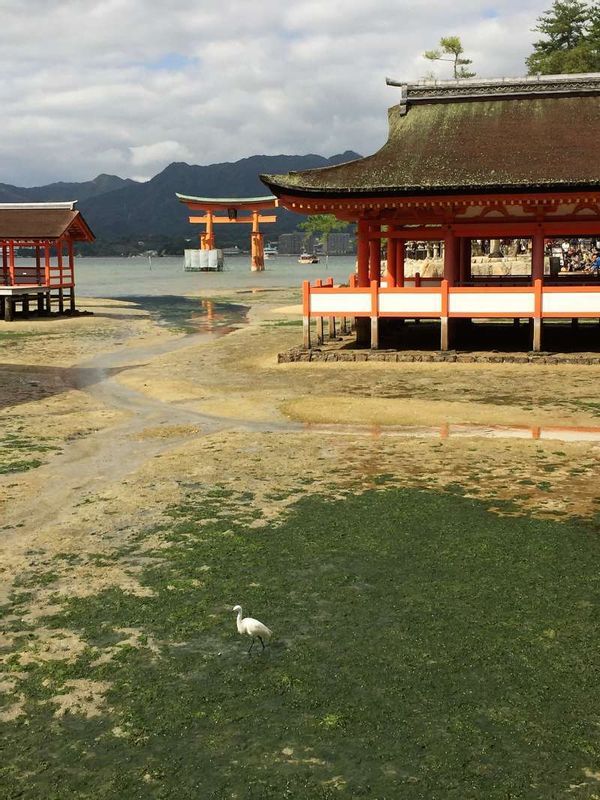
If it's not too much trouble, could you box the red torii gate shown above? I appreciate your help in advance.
[176,194,278,271]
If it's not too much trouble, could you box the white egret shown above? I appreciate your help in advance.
[233,605,272,653]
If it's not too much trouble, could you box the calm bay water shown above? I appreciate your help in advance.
[70,255,357,298]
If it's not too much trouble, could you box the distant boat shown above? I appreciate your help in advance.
[298,252,319,264]
[264,243,278,257]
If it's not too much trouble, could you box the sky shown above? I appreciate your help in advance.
[0,0,550,186]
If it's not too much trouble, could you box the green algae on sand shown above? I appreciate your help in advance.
[2,486,600,799]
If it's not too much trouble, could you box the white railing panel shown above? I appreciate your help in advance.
[379,292,442,314]
[542,291,600,314]
[449,292,534,315]
[310,292,371,314]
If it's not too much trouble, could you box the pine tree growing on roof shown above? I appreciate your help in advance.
[423,36,476,80]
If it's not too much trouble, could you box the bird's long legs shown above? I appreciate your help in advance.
[247,637,266,654]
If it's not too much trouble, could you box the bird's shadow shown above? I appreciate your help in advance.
[242,639,287,661]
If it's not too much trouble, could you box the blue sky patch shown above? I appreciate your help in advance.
[146,53,200,71]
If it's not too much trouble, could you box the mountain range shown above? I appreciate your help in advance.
[0,151,361,254]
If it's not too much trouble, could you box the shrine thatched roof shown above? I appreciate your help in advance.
[261,74,600,198]
[0,203,94,240]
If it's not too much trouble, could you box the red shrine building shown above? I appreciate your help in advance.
[0,202,94,321]
[261,73,600,351]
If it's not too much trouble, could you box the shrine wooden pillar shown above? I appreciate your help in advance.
[444,230,461,286]
[35,245,44,313]
[4,296,14,322]
[441,230,458,350]
[355,219,371,345]
[371,279,379,349]
[57,239,64,312]
[368,225,381,284]
[35,246,41,282]
[532,229,545,282]
[44,242,51,312]
[357,220,369,287]
[0,244,7,319]
[8,241,15,285]
[303,280,311,349]
[531,228,545,352]
[315,278,324,343]
[385,228,396,287]
[68,239,76,312]
[1,244,8,285]
[395,239,405,287]
[459,238,472,284]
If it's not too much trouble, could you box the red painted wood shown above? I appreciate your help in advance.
[368,233,380,284]
[357,220,369,287]
[385,230,396,288]
[443,230,457,286]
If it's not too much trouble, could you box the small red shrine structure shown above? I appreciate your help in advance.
[177,194,278,271]
[0,202,94,321]
[262,73,600,351]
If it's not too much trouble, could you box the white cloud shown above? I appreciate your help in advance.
[0,0,549,185]
[130,140,192,167]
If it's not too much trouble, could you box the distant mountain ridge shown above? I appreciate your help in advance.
[0,174,135,204]
[0,151,361,251]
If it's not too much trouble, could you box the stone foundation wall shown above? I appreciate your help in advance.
[278,347,600,365]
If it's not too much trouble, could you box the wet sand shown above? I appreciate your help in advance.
[1,288,600,693]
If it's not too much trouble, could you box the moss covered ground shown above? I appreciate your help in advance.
[0,432,61,475]
[2,486,600,799]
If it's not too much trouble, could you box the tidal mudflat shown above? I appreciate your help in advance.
[1,290,600,798]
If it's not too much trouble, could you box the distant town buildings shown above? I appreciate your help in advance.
[278,231,355,255]
[278,233,308,254]
[325,232,355,255]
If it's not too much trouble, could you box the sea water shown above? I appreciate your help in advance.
[71,255,357,298]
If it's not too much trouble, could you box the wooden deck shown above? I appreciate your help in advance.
[302,278,600,352]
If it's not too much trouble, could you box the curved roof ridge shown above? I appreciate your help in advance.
[176,193,276,204]
[0,201,77,210]
[386,73,600,114]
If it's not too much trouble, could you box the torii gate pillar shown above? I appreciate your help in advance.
[251,210,264,271]
[200,211,215,250]
[177,194,278,272]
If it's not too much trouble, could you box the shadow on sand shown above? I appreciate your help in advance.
[354,319,600,353]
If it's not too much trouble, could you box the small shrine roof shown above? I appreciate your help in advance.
[0,203,95,240]
[261,73,600,198]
